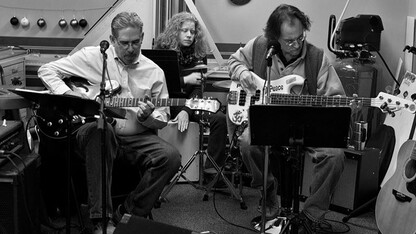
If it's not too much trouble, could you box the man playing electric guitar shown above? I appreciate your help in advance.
[38,12,181,233]
[227,4,346,233]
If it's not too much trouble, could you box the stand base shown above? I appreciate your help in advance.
[251,212,313,234]
[159,149,247,210]
[251,215,287,234]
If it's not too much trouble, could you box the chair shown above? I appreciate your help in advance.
[342,124,395,222]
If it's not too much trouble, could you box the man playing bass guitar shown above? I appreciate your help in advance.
[227,4,346,233]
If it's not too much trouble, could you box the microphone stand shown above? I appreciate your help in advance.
[259,56,273,234]
[98,51,108,234]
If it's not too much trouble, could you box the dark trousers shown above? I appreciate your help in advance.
[75,122,181,218]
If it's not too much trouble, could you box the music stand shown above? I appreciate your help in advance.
[141,49,184,98]
[9,88,124,234]
[249,105,350,234]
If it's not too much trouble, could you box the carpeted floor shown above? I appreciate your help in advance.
[41,182,379,234]
[150,183,379,234]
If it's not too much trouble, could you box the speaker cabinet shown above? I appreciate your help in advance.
[0,153,41,234]
[114,214,194,234]
[301,148,380,214]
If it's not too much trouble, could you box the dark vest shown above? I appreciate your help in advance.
[252,35,323,95]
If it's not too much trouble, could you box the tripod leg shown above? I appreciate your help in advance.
[202,152,247,209]
[279,214,313,234]
[342,196,376,222]
[159,150,200,202]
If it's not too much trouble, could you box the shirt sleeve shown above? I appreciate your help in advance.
[316,54,346,97]
[228,38,256,81]
[138,68,170,129]
[38,47,103,94]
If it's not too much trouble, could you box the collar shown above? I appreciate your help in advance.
[111,46,141,67]
[277,40,307,66]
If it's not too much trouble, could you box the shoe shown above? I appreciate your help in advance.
[298,211,333,234]
[93,220,116,234]
[113,204,152,224]
[113,204,125,225]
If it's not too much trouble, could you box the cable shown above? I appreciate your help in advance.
[211,161,258,233]
[1,150,27,169]
[329,0,352,55]
[361,43,401,94]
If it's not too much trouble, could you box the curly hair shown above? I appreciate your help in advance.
[264,4,311,44]
[155,12,209,59]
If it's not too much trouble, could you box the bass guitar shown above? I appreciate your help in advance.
[227,72,416,125]
[375,140,416,234]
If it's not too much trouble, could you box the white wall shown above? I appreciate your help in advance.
[0,0,114,38]
[1,0,415,95]
[195,0,411,94]
[72,0,154,53]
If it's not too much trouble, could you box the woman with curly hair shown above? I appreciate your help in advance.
[155,12,228,186]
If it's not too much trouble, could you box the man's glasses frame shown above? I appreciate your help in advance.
[115,38,142,49]
[282,31,306,47]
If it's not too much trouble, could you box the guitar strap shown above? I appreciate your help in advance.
[252,35,323,95]
[409,113,416,140]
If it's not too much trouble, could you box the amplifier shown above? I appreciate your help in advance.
[0,152,41,234]
[0,120,28,166]
[301,148,380,214]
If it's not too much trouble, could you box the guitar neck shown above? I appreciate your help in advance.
[269,94,373,107]
[105,97,187,107]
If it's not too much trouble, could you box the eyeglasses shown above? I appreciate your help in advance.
[179,28,196,35]
[281,31,306,47]
[115,38,142,49]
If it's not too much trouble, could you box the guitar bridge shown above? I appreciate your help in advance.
[392,189,412,202]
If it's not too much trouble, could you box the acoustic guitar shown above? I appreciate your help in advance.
[375,140,416,234]
[227,72,416,125]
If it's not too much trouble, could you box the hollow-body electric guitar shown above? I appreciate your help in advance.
[375,140,416,234]
[38,77,221,137]
[227,72,416,125]
[65,77,221,113]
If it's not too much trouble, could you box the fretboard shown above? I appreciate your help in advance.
[269,94,372,107]
[104,97,187,107]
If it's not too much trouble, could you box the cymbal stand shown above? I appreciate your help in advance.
[159,68,246,209]
[159,68,208,200]
[202,122,247,209]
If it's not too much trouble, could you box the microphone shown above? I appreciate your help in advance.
[265,45,276,61]
[100,40,110,53]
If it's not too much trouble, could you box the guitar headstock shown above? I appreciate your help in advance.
[376,92,416,115]
[185,97,222,113]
